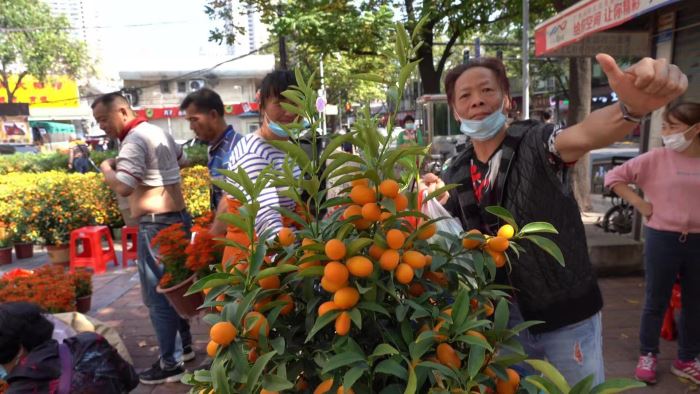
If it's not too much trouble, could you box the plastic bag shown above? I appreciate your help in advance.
[421,190,463,242]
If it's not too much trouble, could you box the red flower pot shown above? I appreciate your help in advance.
[14,243,34,259]
[0,247,12,265]
[156,274,203,319]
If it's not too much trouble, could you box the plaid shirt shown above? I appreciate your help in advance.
[208,125,242,210]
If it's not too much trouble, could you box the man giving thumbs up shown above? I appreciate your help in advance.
[430,54,687,386]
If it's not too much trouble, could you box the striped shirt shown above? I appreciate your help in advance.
[225,133,301,239]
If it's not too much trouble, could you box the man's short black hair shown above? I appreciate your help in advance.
[180,88,224,117]
[91,91,130,109]
[0,302,55,363]
[403,115,415,123]
[259,70,297,110]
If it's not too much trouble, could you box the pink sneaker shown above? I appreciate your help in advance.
[635,353,657,384]
[671,358,700,384]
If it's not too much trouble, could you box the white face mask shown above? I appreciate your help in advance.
[662,124,698,152]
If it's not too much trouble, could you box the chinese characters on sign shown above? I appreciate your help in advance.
[0,75,79,108]
[535,0,679,57]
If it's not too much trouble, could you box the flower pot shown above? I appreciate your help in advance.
[47,244,70,266]
[156,274,203,319]
[14,243,34,259]
[0,247,12,265]
[76,295,92,313]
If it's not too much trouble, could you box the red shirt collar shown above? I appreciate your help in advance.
[119,117,147,141]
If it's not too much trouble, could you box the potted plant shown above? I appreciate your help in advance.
[0,226,13,265]
[151,221,207,319]
[11,218,39,260]
[72,268,93,313]
[0,265,76,313]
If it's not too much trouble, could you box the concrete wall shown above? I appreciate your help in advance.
[148,115,260,142]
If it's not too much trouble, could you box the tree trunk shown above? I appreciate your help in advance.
[567,57,592,212]
[416,26,440,94]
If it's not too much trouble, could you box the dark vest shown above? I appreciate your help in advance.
[442,120,603,334]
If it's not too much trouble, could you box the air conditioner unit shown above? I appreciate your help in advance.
[188,79,205,91]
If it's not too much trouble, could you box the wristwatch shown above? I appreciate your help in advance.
[619,101,647,123]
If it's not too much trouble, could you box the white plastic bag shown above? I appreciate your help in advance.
[421,190,463,242]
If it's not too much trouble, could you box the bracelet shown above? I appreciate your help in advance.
[619,101,647,123]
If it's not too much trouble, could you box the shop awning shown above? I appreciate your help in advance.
[28,121,76,134]
[535,0,680,57]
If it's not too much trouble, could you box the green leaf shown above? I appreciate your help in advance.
[357,301,391,317]
[589,378,647,394]
[523,235,565,267]
[354,73,386,83]
[524,359,570,393]
[416,361,460,381]
[569,375,595,394]
[211,179,247,204]
[247,350,277,389]
[255,264,298,281]
[321,351,366,375]
[320,132,356,164]
[467,345,485,379]
[211,356,233,394]
[262,374,294,391]
[185,273,232,296]
[370,344,400,359]
[267,140,311,170]
[233,288,261,326]
[347,237,373,257]
[525,375,565,394]
[423,184,457,204]
[493,298,509,331]
[343,366,367,391]
[305,310,340,343]
[519,222,559,235]
[374,358,407,380]
[484,206,518,231]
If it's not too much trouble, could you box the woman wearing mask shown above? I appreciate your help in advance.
[605,102,700,385]
[221,70,302,267]
[0,302,138,393]
[397,115,423,146]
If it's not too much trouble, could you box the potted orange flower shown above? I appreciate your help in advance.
[151,221,205,318]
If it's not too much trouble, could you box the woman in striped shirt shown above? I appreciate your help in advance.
[222,70,302,260]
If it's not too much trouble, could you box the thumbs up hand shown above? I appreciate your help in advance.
[596,53,688,117]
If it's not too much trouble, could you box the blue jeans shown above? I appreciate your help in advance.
[138,210,193,370]
[509,304,605,386]
[640,227,700,361]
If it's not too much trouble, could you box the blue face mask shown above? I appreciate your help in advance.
[266,118,310,138]
[404,122,415,130]
[0,365,7,380]
[458,101,507,141]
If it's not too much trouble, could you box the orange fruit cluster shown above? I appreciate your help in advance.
[461,225,514,268]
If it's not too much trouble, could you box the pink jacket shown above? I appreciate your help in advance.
[604,147,700,234]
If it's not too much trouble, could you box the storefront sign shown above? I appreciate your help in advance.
[135,102,259,120]
[541,31,650,57]
[0,75,79,108]
[535,0,679,56]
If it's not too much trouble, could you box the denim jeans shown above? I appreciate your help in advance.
[640,227,700,361]
[138,210,193,370]
[509,304,605,386]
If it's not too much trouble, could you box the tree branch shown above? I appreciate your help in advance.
[10,71,28,100]
[436,24,460,77]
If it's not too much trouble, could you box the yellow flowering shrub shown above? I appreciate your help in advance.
[0,166,210,245]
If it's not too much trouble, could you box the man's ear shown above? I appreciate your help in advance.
[504,95,513,113]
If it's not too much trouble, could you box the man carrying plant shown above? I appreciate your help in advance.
[180,88,242,236]
[425,54,687,385]
[92,92,195,384]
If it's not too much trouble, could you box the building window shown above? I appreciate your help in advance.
[160,81,170,93]
[177,81,186,93]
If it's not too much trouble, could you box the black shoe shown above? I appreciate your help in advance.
[182,345,195,362]
[139,360,184,384]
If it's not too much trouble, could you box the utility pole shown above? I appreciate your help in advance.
[522,0,530,120]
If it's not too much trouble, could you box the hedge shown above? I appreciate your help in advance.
[0,145,209,175]
[0,166,210,245]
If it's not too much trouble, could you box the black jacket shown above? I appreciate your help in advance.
[442,120,603,334]
[6,332,138,394]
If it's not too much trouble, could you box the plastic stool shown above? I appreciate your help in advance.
[69,226,118,275]
[121,226,138,267]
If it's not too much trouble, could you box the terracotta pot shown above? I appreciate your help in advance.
[76,295,92,313]
[47,244,70,266]
[0,247,12,265]
[14,243,34,259]
[156,274,203,319]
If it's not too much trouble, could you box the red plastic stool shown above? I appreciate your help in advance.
[121,226,138,267]
[69,226,118,275]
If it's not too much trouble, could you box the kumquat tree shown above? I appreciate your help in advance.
[183,21,644,394]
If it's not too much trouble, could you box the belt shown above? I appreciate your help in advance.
[139,209,187,223]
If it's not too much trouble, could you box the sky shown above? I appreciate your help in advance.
[94,0,228,75]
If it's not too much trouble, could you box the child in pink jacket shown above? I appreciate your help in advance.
[605,102,700,385]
